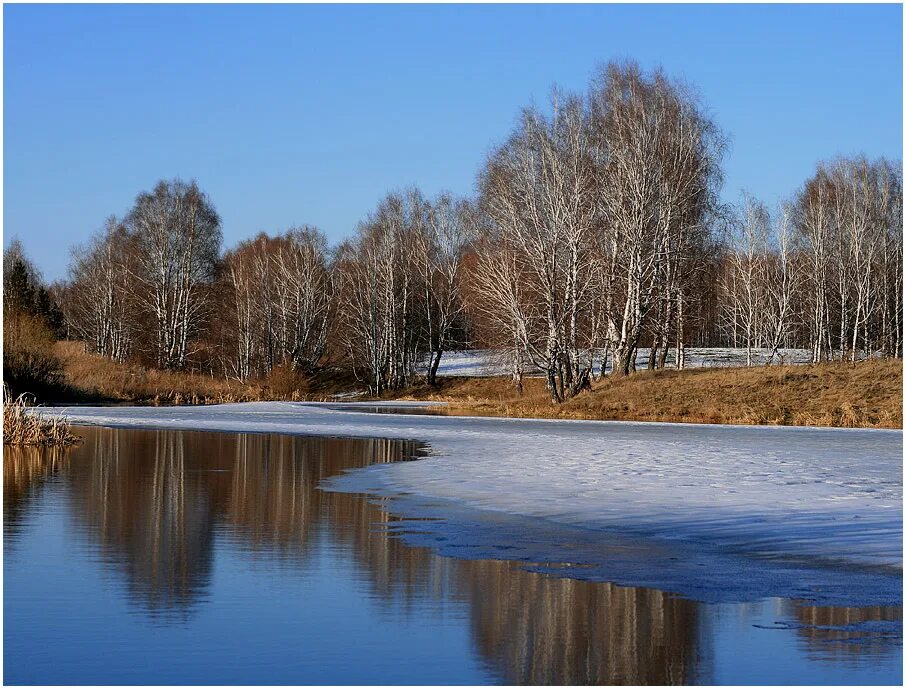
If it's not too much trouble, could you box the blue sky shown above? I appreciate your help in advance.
[4,3,902,281]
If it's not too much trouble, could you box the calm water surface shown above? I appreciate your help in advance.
[4,426,902,685]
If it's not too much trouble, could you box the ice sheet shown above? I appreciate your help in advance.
[41,402,901,577]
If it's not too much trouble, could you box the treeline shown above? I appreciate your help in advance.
[53,183,474,396]
[6,61,903,403]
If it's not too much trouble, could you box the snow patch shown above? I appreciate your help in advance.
[420,347,814,377]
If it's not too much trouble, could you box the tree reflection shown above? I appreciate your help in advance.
[63,428,421,618]
[4,445,70,541]
[65,429,216,618]
[788,601,902,660]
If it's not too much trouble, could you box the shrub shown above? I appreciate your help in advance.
[264,363,311,400]
[3,310,66,400]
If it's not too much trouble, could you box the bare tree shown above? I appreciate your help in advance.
[764,203,800,362]
[590,62,724,376]
[334,192,421,394]
[721,193,770,366]
[271,227,333,371]
[413,193,474,386]
[223,234,272,380]
[125,180,222,370]
[794,167,834,362]
[471,233,534,392]
[879,162,904,357]
[477,93,598,402]
[223,228,332,380]
[792,157,902,363]
[66,217,134,361]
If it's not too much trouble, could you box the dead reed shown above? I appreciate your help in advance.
[2,390,81,446]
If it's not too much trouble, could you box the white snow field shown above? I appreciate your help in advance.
[47,402,901,581]
[420,347,813,377]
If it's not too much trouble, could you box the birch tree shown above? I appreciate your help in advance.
[794,167,835,362]
[413,193,474,386]
[879,162,903,357]
[126,179,222,369]
[223,234,275,380]
[792,157,902,362]
[477,94,599,402]
[722,194,770,366]
[763,203,800,362]
[223,228,332,380]
[590,62,724,375]
[66,217,134,361]
[334,192,420,394]
[271,227,333,371]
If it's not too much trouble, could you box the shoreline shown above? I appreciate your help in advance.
[37,402,903,608]
[46,344,903,430]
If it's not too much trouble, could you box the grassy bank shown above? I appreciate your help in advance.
[56,341,263,404]
[30,341,905,429]
[53,341,358,405]
[391,359,903,429]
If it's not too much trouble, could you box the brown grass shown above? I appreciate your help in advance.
[390,359,903,429]
[54,341,363,405]
[3,391,81,446]
[56,341,263,404]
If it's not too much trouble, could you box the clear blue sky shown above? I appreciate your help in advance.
[4,3,902,281]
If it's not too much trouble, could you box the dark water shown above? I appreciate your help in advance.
[4,426,901,685]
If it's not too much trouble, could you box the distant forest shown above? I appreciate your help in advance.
[4,62,902,403]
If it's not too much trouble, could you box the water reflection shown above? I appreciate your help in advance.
[4,446,69,539]
[453,559,699,684]
[789,601,903,661]
[66,429,216,617]
[4,427,901,685]
[62,429,420,618]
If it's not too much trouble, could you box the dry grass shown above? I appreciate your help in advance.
[55,341,363,405]
[391,359,903,429]
[3,391,81,446]
[57,341,264,404]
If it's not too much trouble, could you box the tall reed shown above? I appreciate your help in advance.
[2,389,81,446]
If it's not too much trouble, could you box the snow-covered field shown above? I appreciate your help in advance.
[421,347,813,377]
[45,401,901,605]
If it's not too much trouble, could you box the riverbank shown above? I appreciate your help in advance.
[46,341,904,428]
[389,359,903,429]
[52,341,356,404]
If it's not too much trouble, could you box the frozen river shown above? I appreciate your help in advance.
[9,403,902,684]
[38,401,902,604]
